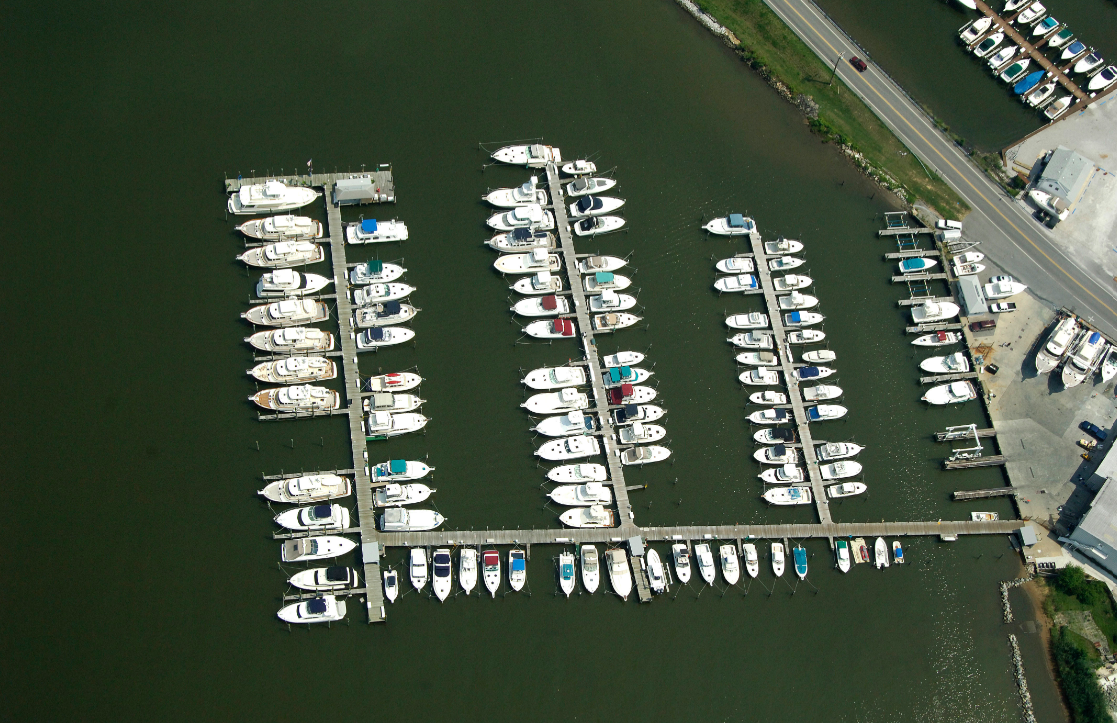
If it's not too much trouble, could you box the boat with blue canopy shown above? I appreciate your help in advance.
[793,546,808,579]
[704,213,756,236]
[1013,70,1046,95]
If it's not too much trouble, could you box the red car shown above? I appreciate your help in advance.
[849,56,868,73]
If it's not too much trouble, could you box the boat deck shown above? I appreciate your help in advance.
[225,169,395,202]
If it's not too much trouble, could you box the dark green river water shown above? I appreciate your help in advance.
[2,1,1067,720]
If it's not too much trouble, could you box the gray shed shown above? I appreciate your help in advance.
[1035,146,1094,203]
[956,276,988,316]
[333,177,379,206]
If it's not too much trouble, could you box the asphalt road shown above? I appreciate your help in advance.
[763,0,1117,338]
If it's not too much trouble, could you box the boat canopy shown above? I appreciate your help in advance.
[512,558,526,571]
[325,566,349,582]
[365,259,383,273]
[360,220,378,233]
[572,178,589,192]
[433,553,451,565]
[808,407,822,420]
[365,328,386,341]
[616,404,639,422]
[772,444,786,456]
[389,459,407,475]
[382,301,402,315]
[800,366,820,378]
[595,271,614,283]
[772,428,794,441]
[541,295,558,311]
[311,504,332,518]
[728,213,746,228]
[510,227,531,241]
[307,598,328,614]
[576,196,595,213]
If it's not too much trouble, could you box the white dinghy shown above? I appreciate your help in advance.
[238,241,324,269]
[237,214,322,241]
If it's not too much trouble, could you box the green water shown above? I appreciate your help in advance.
[3,1,1065,720]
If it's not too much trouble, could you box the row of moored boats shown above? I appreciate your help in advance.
[1034,314,1117,387]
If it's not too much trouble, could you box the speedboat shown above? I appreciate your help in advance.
[959,16,992,44]
[592,313,641,332]
[802,350,836,364]
[620,445,671,466]
[558,551,577,597]
[778,291,818,310]
[716,257,755,273]
[618,421,666,445]
[290,566,357,592]
[715,274,759,293]
[920,351,971,374]
[1025,81,1057,107]
[1014,70,1046,96]
[364,410,429,438]
[737,351,779,366]
[589,290,637,312]
[773,274,812,291]
[759,487,813,509]
[352,283,416,306]
[772,543,785,577]
[820,461,862,480]
[1035,317,1079,373]
[549,481,612,506]
[695,544,716,584]
[573,216,626,237]
[432,549,453,602]
[1044,95,1073,120]
[729,331,774,349]
[259,474,351,504]
[784,311,824,327]
[537,435,601,462]
[704,213,756,236]
[972,32,1005,58]
[764,238,802,254]
[1004,0,1029,12]
[742,544,759,578]
[787,329,825,344]
[749,408,792,425]
[1063,331,1106,388]
[604,365,652,387]
[984,275,1027,299]
[874,537,890,569]
[460,549,478,595]
[828,482,867,498]
[1074,51,1103,75]
[353,301,418,328]
[912,330,961,347]
[246,326,333,353]
[578,255,627,274]
[523,387,589,414]
[796,366,835,381]
[584,272,632,292]
[512,271,564,295]
[410,548,428,591]
[256,269,331,298]
[898,258,937,275]
[1047,28,1074,49]
[242,299,329,327]
[953,251,984,265]
[566,176,617,197]
[986,45,1019,70]
[373,482,434,507]
[793,546,808,579]
[512,294,570,317]
[483,176,547,207]
[922,381,977,404]
[487,204,555,232]
[1100,348,1117,383]
[568,195,625,219]
[1089,66,1117,92]
[646,549,667,594]
[277,595,346,624]
[488,228,555,253]
[350,260,406,285]
[238,240,324,268]
[355,326,415,350]
[523,366,588,390]
[836,540,851,573]
[740,367,781,386]
[754,427,795,444]
[1000,59,1032,84]
[911,300,960,324]
[953,259,986,276]
[603,351,645,368]
[274,504,350,531]
[726,312,769,329]
[562,159,596,176]
[491,143,560,167]
[672,544,692,584]
[281,536,356,563]
[802,384,842,402]
[817,442,864,461]
[482,550,501,597]
[750,390,788,405]
[581,545,600,593]
[607,549,632,600]
[893,541,905,564]
[769,255,805,271]
[494,248,561,275]
[345,219,409,244]
[1061,40,1088,62]
[760,464,804,484]
[250,384,339,412]
[249,356,336,384]
[535,410,595,437]
[238,214,322,241]
[807,404,847,421]
[719,545,740,585]
[378,507,445,532]
[228,180,318,214]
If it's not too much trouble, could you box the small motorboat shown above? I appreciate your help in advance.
[1061,40,1088,62]
[250,384,340,412]
[548,463,607,483]
[836,540,851,573]
[898,258,938,275]
[959,16,992,44]
[617,421,666,445]
[535,410,595,437]
[1035,317,1079,373]
[460,549,478,595]
[769,255,805,271]
[373,482,434,508]
[228,180,318,214]
[754,427,796,444]
[972,32,1005,58]
[352,282,416,306]
[410,548,428,591]
[1044,95,1073,120]
[817,442,864,461]
[432,548,453,602]
[787,329,825,344]
[549,481,613,506]
[607,549,632,600]
[1047,28,1074,49]
[672,544,692,584]
[581,545,600,593]
[1014,70,1046,96]
[920,351,971,374]
[603,351,645,368]
[249,356,336,384]
[589,290,637,312]
[984,275,1027,299]
[568,195,625,219]
[494,248,561,275]
[350,259,406,285]
[355,326,415,350]
[764,238,803,254]
[1074,51,1103,75]
[573,215,626,237]
[364,410,430,439]
[592,312,641,333]
[612,403,665,424]
[281,536,356,563]
[1100,347,1117,383]
[793,546,808,579]
[999,59,1032,84]
[1004,0,1029,13]
[243,299,329,327]
[760,464,804,484]
[922,381,977,405]
[256,269,332,298]
[725,312,769,329]
[893,541,905,564]
[730,333,774,352]
[773,274,812,291]
[524,317,577,339]
[912,330,961,347]
[491,143,560,168]
[772,543,786,577]
[737,351,779,366]
[289,566,356,592]
[378,507,445,532]
[704,213,756,236]
[828,482,867,498]
[740,367,781,386]
[274,503,350,531]
[353,301,419,328]
[238,240,324,269]
[1025,80,1057,107]
[784,311,824,327]
[537,435,601,462]
[620,445,671,466]
[523,365,587,390]
[874,537,890,569]
[749,408,792,425]
[246,326,333,353]
[1063,331,1107,388]
[259,474,351,504]
[911,300,960,324]
[807,404,847,422]
[488,228,555,253]
[820,461,862,480]
[562,159,596,176]
[720,545,741,585]
[566,176,617,197]
[482,550,501,597]
[525,387,589,414]
[646,549,667,594]
[558,551,577,597]
[577,255,627,274]
[716,256,755,274]
[695,543,716,584]
[953,259,986,276]
[487,204,555,232]
[796,366,835,381]
[749,390,787,405]
[973,512,1000,522]
[277,595,346,624]
[583,271,632,292]
[778,291,818,310]
[237,214,322,241]
[1014,2,1045,26]
[986,45,1019,70]
[802,350,836,364]
[512,294,570,317]
[345,219,409,244]
[1089,66,1117,92]
[802,384,842,402]
[512,271,564,296]
[483,176,547,207]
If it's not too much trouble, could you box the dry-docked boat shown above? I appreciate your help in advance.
[372,458,431,483]
[246,326,334,353]
[612,403,665,424]
[494,248,561,275]
[920,352,971,374]
[750,390,787,404]
[589,290,637,313]
[568,195,626,219]
[802,384,842,402]
[524,317,577,339]
[364,410,429,438]
[566,176,617,197]
[620,445,671,466]
[1100,347,1117,383]
[374,483,434,507]
[973,32,1005,58]
[578,255,627,274]
[817,442,864,461]
[618,421,667,445]
[704,213,756,236]
[807,404,847,421]
[609,383,657,404]
[898,258,938,275]
[749,408,792,425]
[953,260,986,276]
[603,351,645,367]
[760,464,804,484]
[355,326,415,350]
[959,16,993,44]
[256,269,332,298]
[250,384,340,412]
[912,330,962,347]
[603,365,652,387]
[592,312,641,332]
[549,481,612,506]
[729,331,774,349]
[353,301,418,328]
[537,435,601,461]
[796,366,834,381]
[911,300,960,324]
[548,463,608,483]
[362,392,424,414]
[754,427,795,444]
[345,219,409,244]
[740,367,781,386]
[350,260,406,285]
[378,507,445,532]
[607,549,633,600]
[820,461,862,480]
[765,238,804,254]
[774,274,813,291]
[754,445,798,465]
[784,311,825,327]
[719,545,741,585]
[488,228,555,253]
[227,180,318,215]
[984,276,1027,299]
[274,503,350,531]
[277,595,347,624]
[803,350,836,364]
[787,329,825,344]
[574,215,626,237]
[242,299,329,327]
[737,351,779,366]
[238,240,324,269]
[716,256,755,273]
[460,549,478,595]
[922,381,977,405]
[512,271,564,295]
[769,255,805,271]
[778,291,818,310]
[512,294,570,317]
[763,486,813,505]
[280,535,356,562]
[352,283,415,306]
[523,365,587,390]
[828,482,867,499]
[258,474,351,503]
[491,143,560,167]
[560,504,616,528]
[1063,331,1107,388]
[523,387,589,414]
[248,356,336,384]
[715,274,759,293]
[365,372,421,394]
[583,272,632,292]
[535,410,595,437]
[483,176,548,207]
[289,566,356,592]
[487,204,555,232]
[237,214,323,241]
[562,159,596,176]
[725,312,769,329]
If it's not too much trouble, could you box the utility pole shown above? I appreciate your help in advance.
[829,52,845,86]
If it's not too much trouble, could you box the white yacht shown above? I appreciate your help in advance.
[972,32,1005,58]
[589,290,637,313]
[355,326,415,350]
[1000,59,1032,84]
[704,214,756,236]
[237,214,322,241]
[246,326,334,353]
[796,366,835,381]
[771,543,786,577]
[538,435,601,462]
[749,390,788,405]
[574,216,626,237]
[603,365,652,388]
[350,259,406,285]
[491,143,560,168]
[566,176,617,197]
[364,410,429,438]
[289,566,356,592]
[238,240,324,269]
[743,544,759,578]
[714,274,759,293]
[281,536,356,563]
[460,549,478,595]
[487,204,555,232]
[512,294,570,317]
[1100,348,1117,383]
[802,384,842,402]
[749,408,792,425]
[607,549,633,600]
[250,384,340,412]
[620,445,671,465]
[549,481,613,506]
[523,387,589,415]
[778,291,818,310]
[1032,17,1059,37]
[535,410,594,437]
[737,351,779,366]
[483,176,548,207]
[716,256,755,273]
[249,356,336,384]
[802,350,836,364]
[488,228,555,253]
[827,482,867,498]
[494,248,561,275]
[729,331,774,349]
[1089,66,1117,92]
[922,381,978,405]
[512,271,564,295]
[362,392,424,415]
[1044,95,1073,120]
[1061,40,1088,61]
[765,238,804,254]
[352,283,416,306]
[432,549,453,602]
[1075,52,1105,76]
[984,276,1027,299]
[568,195,625,219]
[242,299,329,327]
[578,255,627,274]
[912,330,962,347]
[911,300,960,324]
[603,351,646,368]
[740,367,781,386]
[1047,28,1074,49]
[695,544,716,584]
[618,421,667,445]
[672,544,692,584]
[1063,331,1107,388]
[256,269,332,298]
[820,461,862,480]
[592,312,642,332]
[760,464,804,484]
[584,271,632,292]
[373,483,434,508]
[807,404,847,421]
[353,301,418,328]
[646,549,667,594]
[898,258,938,275]
[725,312,769,329]
[836,540,852,573]
[959,16,993,44]
[784,311,825,327]
[874,537,890,569]
[548,463,608,483]
[787,329,825,344]
[769,255,805,271]
[482,550,501,597]
[920,352,971,374]
[720,545,741,585]
[410,548,428,591]
[763,486,813,505]
[228,180,318,214]
[509,549,527,592]
[258,474,351,504]
[274,504,350,531]
[378,507,445,532]
[558,552,577,597]
[986,45,1019,71]
[754,428,796,445]
[817,442,864,461]
[523,366,588,390]
[277,595,346,624]
[344,219,409,245]
[562,159,596,176]
[774,274,812,291]
[380,567,396,602]
[581,545,601,593]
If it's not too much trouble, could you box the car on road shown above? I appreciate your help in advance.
[849,56,868,73]
[1080,420,1109,441]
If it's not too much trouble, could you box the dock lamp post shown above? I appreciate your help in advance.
[829,52,845,86]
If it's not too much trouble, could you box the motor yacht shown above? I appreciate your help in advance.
[512,294,570,317]
[494,248,561,275]
[460,549,478,595]
[784,311,825,327]
[737,351,779,366]
[1074,51,1103,75]
[986,45,1019,70]
[1004,0,1029,12]
[774,274,813,292]
[256,269,331,298]
[749,408,792,425]
[364,410,429,438]
[558,551,577,597]
[350,259,406,285]
[568,195,625,219]
[611,403,665,424]
[238,240,324,269]
[592,312,641,332]
[345,219,409,244]
[246,326,333,353]
[764,238,803,254]
[410,548,428,591]
[512,271,564,295]
[1088,66,1117,92]
[742,544,759,578]
[549,481,612,506]
[607,549,632,600]
[796,366,835,381]
[716,256,755,273]
[1044,95,1073,119]
[566,176,617,197]
[740,367,781,386]
[793,546,808,579]
[820,461,862,480]
[1061,40,1088,62]
[373,482,434,507]
[754,427,796,444]
[604,365,652,387]
[561,504,616,528]
[808,404,847,422]
[274,503,350,531]
[238,214,322,241]
[281,536,356,563]
[922,381,977,404]
[1025,80,1057,107]
[432,549,453,602]
[289,566,356,592]
[353,301,418,328]
[639,549,665,594]
[482,550,501,597]
[603,351,645,368]
[589,290,637,312]
[729,331,774,349]
[719,545,741,585]
[959,16,992,44]
[817,442,864,461]
[769,255,805,271]
[487,204,555,231]
[537,435,601,462]
[828,482,867,498]
[548,462,608,484]
[620,445,671,465]
[581,545,600,593]
[984,275,1027,299]
[760,464,804,484]
[491,143,560,167]
[750,390,788,405]
[523,387,589,414]
[802,350,836,364]
[535,410,595,437]
[1035,317,1079,373]
[259,474,351,504]
[714,274,759,293]
[835,540,851,573]
[488,228,555,253]
[228,180,318,214]
[250,384,340,412]
[242,299,329,327]
[578,256,627,275]
[277,595,346,624]
[523,366,588,390]
[802,384,842,402]
[874,537,890,569]
[972,32,1005,58]
[483,176,548,207]
[911,299,960,324]
[249,356,336,384]
[618,421,667,445]
[1047,28,1074,49]
[378,507,445,532]
[608,384,657,405]
[355,326,415,350]
[672,544,692,584]
[920,351,971,374]
[574,215,626,237]
[1062,331,1107,388]
[562,159,596,175]
[584,271,632,292]
[778,291,818,310]
[352,283,416,306]
[787,329,825,344]
[912,330,962,347]
[509,549,527,592]
[725,312,769,329]
[898,258,938,275]
[695,543,716,584]
[704,213,756,235]
[771,543,786,577]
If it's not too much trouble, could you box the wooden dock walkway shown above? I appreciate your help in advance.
[944,455,1008,470]
[937,428,996,441]
[892,273,949,283]
[919,371,980,384]
[954,487,1019,500]
[898,296,954,307]
[224,168,395,201]
[907,322,964,334]
[884,249,938,260]
[877,227,934,237]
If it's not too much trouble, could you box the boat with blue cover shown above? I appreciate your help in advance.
[793,546,808,579]
[898,257,938,274]
[704,213,756,236]
[372,459,432,482]
[277,595,346,624]
[345,218,409,244]
[807,404,847,421]
[509,549,527,591]
[1013,70,1046,95]
[349,259,406,285]
[603,365,652,387]
[893,541,904,564]
[583,271,632,291]
[559,552,576,597]
[714,274,759,293]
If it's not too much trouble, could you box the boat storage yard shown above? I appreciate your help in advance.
[227,150,1023,625]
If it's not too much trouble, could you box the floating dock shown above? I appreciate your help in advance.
[944,455,1008,470]
[954,487,1019,500]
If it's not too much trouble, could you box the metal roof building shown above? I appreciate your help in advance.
[956,276,988,316]
[1068,476,1117,577]
[1035,146,1094,203]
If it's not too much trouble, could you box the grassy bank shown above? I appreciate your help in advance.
[692,0,970,217]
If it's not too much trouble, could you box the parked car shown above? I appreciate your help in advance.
[990,303,1017,313]
[935,219,963,231]
[970,319,997,331]
[1078,438,1098,450]
[1080,420,1109,441]
[849,56,868,72]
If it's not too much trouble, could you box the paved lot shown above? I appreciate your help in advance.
[1006,93,1117,175]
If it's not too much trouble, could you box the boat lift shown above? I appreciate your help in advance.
[944,424,984,462]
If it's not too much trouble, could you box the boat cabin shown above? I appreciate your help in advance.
[608,383,635,404]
